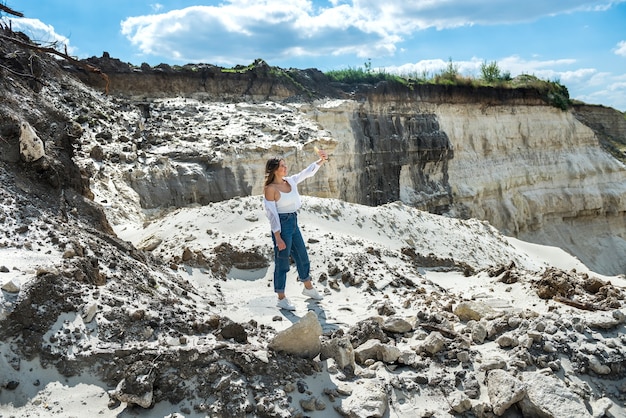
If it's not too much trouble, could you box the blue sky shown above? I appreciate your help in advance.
[3,0,626,111]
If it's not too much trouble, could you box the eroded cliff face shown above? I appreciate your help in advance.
[307,97,626,275]
[67,58,626,275]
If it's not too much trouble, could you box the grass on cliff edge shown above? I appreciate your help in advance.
[219,58,570,110]
[325,59,571,111]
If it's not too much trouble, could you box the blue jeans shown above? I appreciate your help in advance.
[271,212,311,293]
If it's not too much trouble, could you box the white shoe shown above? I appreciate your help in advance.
[276,297,296,311]
[302,287,324,300]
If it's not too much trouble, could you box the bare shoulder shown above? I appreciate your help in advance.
[264,184,278,201]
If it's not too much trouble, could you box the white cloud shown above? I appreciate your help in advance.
[2,17,76,56]
[497,56,577,75]
[119,0,624,65]
[576,82,626,110]
[120,1,405,64]
[615,41,626,57]
[344,0,624,32]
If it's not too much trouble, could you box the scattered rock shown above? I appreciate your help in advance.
[519,371,592,418]
[354,339,401,364]
[1,279,20,293]
[454,301,499,321]
[82,302,98,323]
[336,381,388,418]
[585,311,624,329]
[110,375,155,409]
[487,369,527,415]
[479,356,507,372]
[418,331,446,355]
[320,336,356,374]
[382,316,413,333]
[588,355,611,375]
[496,333,519,348]
[138,236,162,251]
[448,391,472,413]
[468,320,488,343]
[219,318,247,343]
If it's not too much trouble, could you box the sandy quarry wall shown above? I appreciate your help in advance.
[303,96,626,275]
[69,57,626,274]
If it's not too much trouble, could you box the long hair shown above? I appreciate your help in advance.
[264,157,282,186]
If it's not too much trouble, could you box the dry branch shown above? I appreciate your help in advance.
[0,62,43,84]
[421,323,471,345]
[553,295,599,311]
[0,33,110,94]
[0,4,24,17]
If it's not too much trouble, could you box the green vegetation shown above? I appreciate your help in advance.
[221,61,258,73]
[215,58,573,111]
[325,59,571,110]
[480,60,511,83]
[324,59,407,85]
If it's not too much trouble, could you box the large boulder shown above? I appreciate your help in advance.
[268,311,322,359]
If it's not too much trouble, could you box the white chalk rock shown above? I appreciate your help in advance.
[588,355,611,375]
[337,380,388,418]
[19,121,45,162]
[1,279,20,293]
[268,311,322,359]
[110,376,154,408]
[487,369,527,415]
[82,302,98,323]
[519,372,592,418]
[320,336,355,372]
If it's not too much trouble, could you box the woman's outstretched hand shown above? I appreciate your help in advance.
[314,146,329,162]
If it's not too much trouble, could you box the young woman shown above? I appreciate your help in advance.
[263,151,328,310]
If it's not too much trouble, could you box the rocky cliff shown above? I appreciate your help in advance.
[66,55,626,275]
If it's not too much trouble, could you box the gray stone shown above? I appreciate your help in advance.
[300,397,317,411]
[82,302,98,323]
[590,397,615,418]
[138,236,163,251]
[268,311,322,359]
[382,316,413,333]
[320,336,355,373]
[519,372,592,418]
[588,355,611,375]
[448,391,472,413]
[19,121,45,162]
[454,301,499,321]
[354,339,401,364]
[487,369,527,416]
[585,312,623,330]
[471,322,488,344]
[110,376,154,408]
[496,334,519,348]
[420,331,446,355]
[336,381,387,418]
[479,356,507,372]
[1,279,20,293]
